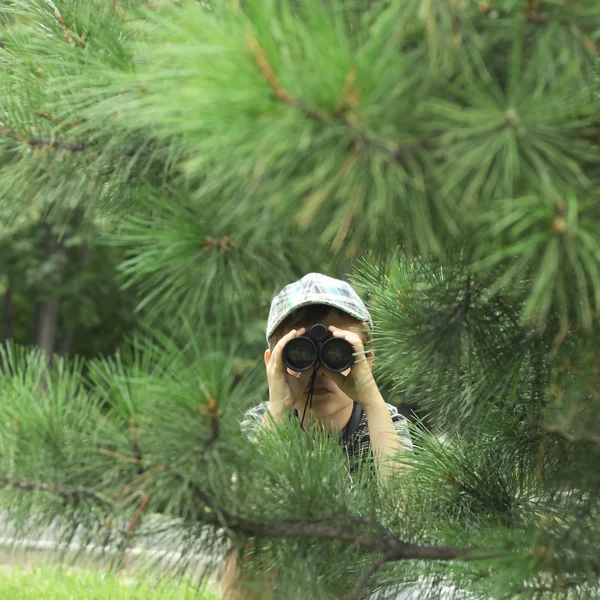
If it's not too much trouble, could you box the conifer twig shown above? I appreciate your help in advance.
[202,237,236,251]
[126,493,152,536]
[33,111,65,126]
[121,492,152,569]
[339,554,387,600]
[201,509,476,560]
[172,475,479,565]
[98,448,143,464]
[110,465,166,502]
[207,510,486,595]
[0,123,97,152]
[198,396,222,448]
[0,122,155,158]
[303,514,399,545]
[129,418,144,475]
[0,475,112,507]
[246,37,436,163]
[246,34,326,123]
[53,5,81,48]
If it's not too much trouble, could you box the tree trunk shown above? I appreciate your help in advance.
[55,328,74,357]
[56,240,92,358]
[1,284,14,344]
[36,294,62,359]
[0,284,15,371]
[35,223,65,363]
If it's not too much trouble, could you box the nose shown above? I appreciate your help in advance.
[287,363,328,377]
[316,364,329,377]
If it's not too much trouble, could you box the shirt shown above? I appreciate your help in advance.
[241,401,413,473]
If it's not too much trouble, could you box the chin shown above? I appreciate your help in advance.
[309,390,335,399]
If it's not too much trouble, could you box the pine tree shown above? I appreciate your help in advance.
[1,1,600,598]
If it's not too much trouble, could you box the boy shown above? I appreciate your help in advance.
[222,272,413,599]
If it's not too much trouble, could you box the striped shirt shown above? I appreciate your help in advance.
[241,402,413,473]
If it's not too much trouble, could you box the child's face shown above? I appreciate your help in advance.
[266,310,372,407]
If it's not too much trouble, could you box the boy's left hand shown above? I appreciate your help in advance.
[328,325,383,410]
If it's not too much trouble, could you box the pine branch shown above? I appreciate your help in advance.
[0,123,97,153]
[339,554,387,600]
[199,505,482,595]
[523,0,542,23]
[126,493,152,536]
[246,34,326,123]
[2,105,159,157]
[201,508,477,560]
[245,36,436,164]
[352,128,435,162]
[566,24,599,53]
[110,466,166,503]
[129,418,144,476]
[202,237,236,251]
[303,514,397,539]
[98,449,143,465]
[122,492,153,567]
[198,396,222,449]
[164,470,481,595]
[33,111,67,126]
[52,4,85,48]
[1,439,491,599]
[0,475,113,507]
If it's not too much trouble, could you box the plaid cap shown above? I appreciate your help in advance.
[266,273,373,342]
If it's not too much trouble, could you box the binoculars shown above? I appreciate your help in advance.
[282,324,354,373]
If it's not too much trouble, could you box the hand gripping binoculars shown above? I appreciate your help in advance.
[282,324,354,373]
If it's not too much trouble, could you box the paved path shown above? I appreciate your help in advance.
[0,514,223,584]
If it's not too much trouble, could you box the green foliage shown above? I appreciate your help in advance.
[0,211,138,358]
[3,0,599,329]
[1,0,600,598]
[1,337,598,598]
[472,192,600,329]
[113,191,314,329]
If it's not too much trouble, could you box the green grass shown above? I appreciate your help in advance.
[0,565,220,600]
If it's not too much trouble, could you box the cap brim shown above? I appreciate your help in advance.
[266,299,372,342]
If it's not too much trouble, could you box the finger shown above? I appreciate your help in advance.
[328,326,365,351]
[328,325,370,366]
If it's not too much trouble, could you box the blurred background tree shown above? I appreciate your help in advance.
[1,0,600,598]
[0,208,139,360]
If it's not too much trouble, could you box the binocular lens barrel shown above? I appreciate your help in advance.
[320,338,353,372]
[282,325,354,373]
[283,337,316,372]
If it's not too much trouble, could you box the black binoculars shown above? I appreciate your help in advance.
[282,324,354,373]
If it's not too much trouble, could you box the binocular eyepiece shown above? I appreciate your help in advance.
[282,324,354,373]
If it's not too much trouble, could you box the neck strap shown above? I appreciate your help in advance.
[290,401,363,444]
[341,401,363,445]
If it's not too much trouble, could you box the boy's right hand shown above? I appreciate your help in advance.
[266,327,306,421]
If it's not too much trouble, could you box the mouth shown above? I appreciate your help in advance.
[311,388,331,396]
[307,380,335,396]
